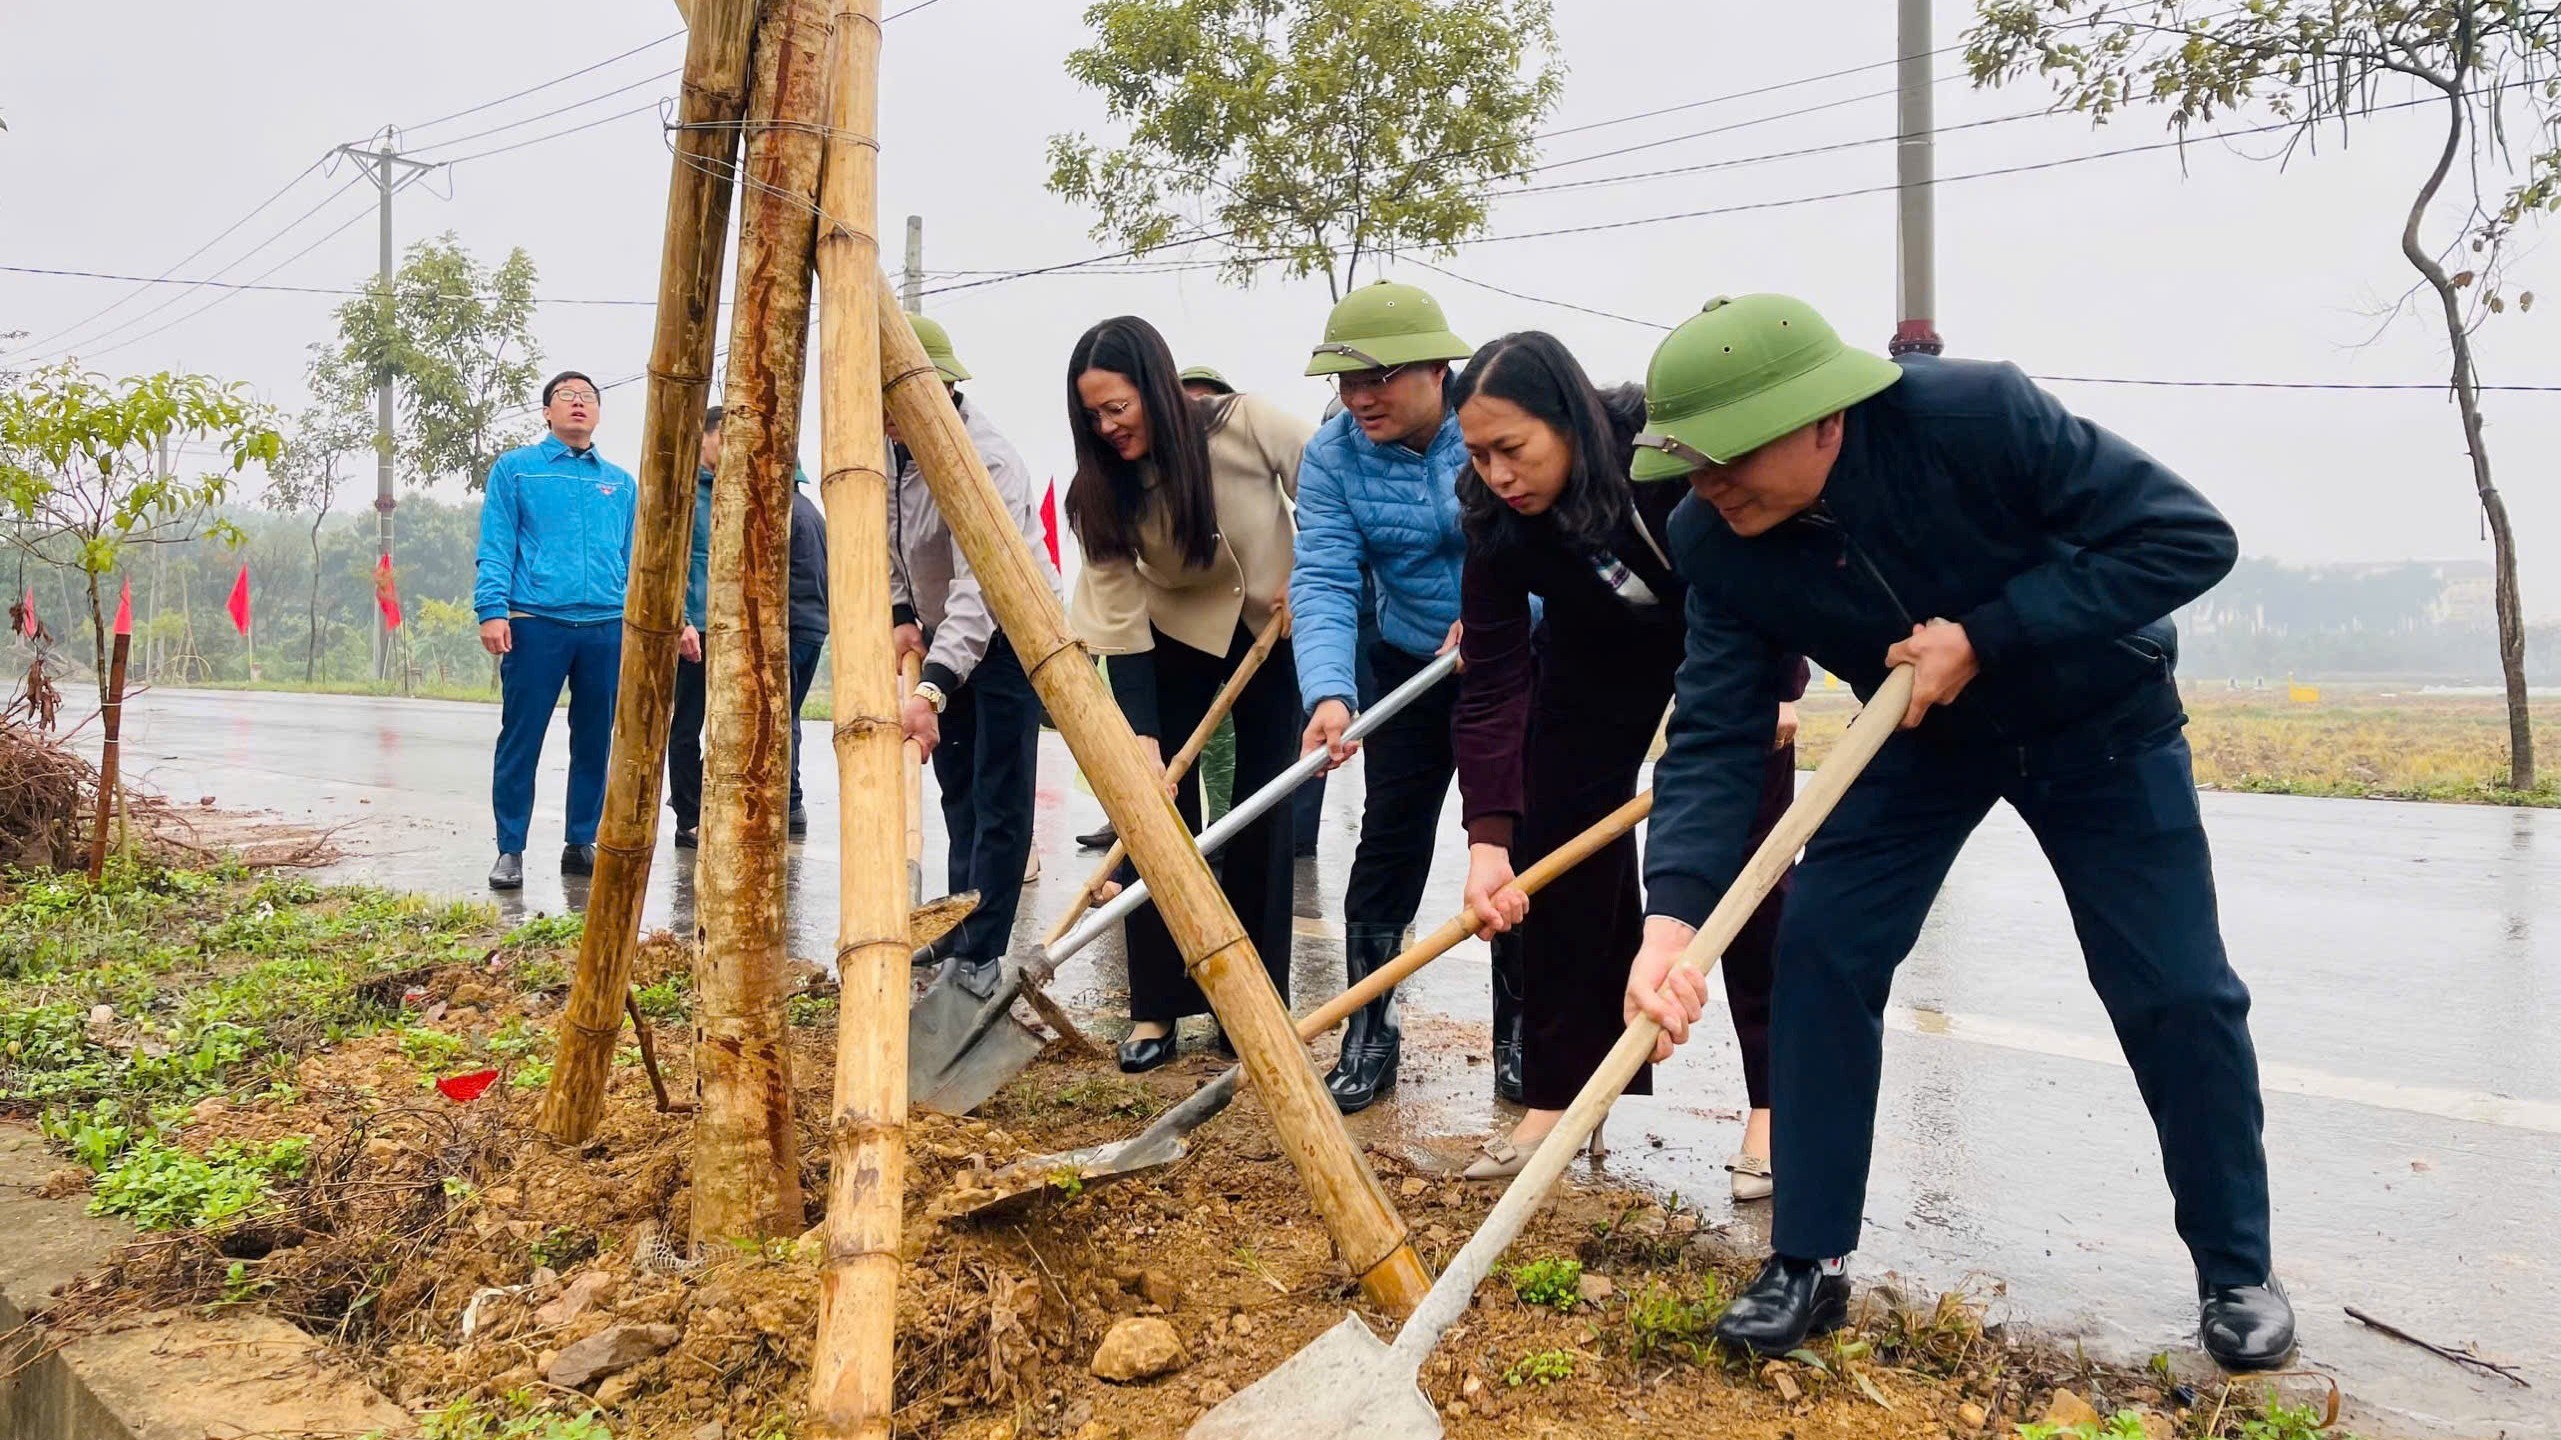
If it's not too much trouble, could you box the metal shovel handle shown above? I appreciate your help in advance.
[1390,665,1917,1362]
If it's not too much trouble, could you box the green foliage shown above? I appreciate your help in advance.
[396,1024,469,1071]
[503,912,584,948]
[1624,1281,1720,1362]
[1502,1348,1576,1388]
[410,1396,612,1440]
[2240,1400,2351,1440]
[1505,1255,1582,1311]
[1047,0,1564,297]
[90,1134,309,1230]
[631,970,692,1020]
[2015,1414,2150,1440]
[323,234,543,490]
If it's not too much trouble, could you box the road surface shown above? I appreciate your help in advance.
[95,687,2560,1436]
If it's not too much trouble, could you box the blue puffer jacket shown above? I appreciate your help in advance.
[1288,408,1469,710]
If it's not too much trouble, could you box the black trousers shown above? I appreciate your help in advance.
[1342,639,1453,929]
[1771,689,2270,1283]
[1123,625,1299,1023]
[669,637,825,830]
[933,636,1041,963]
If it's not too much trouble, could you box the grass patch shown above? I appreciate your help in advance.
[1506,1255,1582,1311]
[985,1072,1159,1123]
[1503,1348,1577,1388]
[90,1135,310,1230]
[1624,1279,1721,1362]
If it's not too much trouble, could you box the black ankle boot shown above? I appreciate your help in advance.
[1490,930,1526,1105]
[2199,1276,2296,1371]
[1712,1254,1850,1357]
[1325,924,1403,1114]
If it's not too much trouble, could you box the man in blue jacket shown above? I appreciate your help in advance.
[1294,281,1523,1112]
[474,371,635,891]
[668,406,829,848]
[1620,296,2291,1372]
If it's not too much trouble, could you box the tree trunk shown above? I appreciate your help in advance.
[2403,78,2535,791]
[877,286,1431,1316]
[805,2,896,1431]
[85,569,107,713]
[692,0,833,1248]
[536,0,759,1149]
[307,517,325,683]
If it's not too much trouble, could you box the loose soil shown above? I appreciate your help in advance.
[11,870,2349,1439]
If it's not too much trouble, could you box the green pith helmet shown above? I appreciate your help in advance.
[909,314,971,384]
[1304,280,1471,376]
[1178,365,1234,394]
[1629,294,1902,481]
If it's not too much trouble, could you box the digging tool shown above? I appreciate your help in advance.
[625,989,691,1114]
[1047,604,1292,947]
[1190,666,1916,1440]
[907,647,1461,1117]
[940,788,1657,1219]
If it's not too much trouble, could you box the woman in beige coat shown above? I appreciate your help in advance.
[1066,315,1311,1072]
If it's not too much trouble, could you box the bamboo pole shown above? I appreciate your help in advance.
[692,0,833,1248]
[877,288,1429,1315]
[1045,602,1289,946]
[537,0,758,1148]
[85,628,129,882]
[805,0,898,1432]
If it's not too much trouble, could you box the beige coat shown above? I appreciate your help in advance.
[1070,392,1310,658]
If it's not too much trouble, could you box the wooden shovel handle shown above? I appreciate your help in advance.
[1392,666,1916,1359]
[902,651,925,869]
[1044,602,1291,945]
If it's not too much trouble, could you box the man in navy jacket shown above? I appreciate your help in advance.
[1620,296,2292,1372]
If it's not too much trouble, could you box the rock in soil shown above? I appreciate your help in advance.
[2040,1390,2104,1429]
[1138,1268,1182,1311]
[547,1322,681,1389]
[1957,1400,1989,1430]
[534,1270,617,1329]
[1577,1272,1615,1305]
[1195,1379,1233,1406]
[1090,1316,1187,1383]
[1762,1361,1802,1404]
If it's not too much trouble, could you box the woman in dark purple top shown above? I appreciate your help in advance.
[1448,332,1805,1194]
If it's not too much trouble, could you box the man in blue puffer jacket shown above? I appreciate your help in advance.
[1293,280,1525,1112]
[473,371,635,891]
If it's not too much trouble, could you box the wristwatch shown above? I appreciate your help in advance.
[912,680,948,715]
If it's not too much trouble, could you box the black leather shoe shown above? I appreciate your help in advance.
[1076,823,1117,851]
[489,852,524,890]
[2200,1277,2296,1371]
[1490,931,1526,1106]
[673,826,699,850]
[1118,1029,1178,1073]
[1325,924,1403,1114]
[561,844,597,876]
[1712,1255,1851,1357]
[788,807,809,839]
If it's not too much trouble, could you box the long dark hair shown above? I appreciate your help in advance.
[1064,316,1218,568]
[1450,331,1647,559]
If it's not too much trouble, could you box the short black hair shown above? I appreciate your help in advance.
[542,371,599,406]
[703,405,724,433]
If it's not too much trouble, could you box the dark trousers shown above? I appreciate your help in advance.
[493,615,621,854]
[1341,640,1453,929]
[668,635,823,829]
[1518,641,1789,1112]
[1124,625,1299,1023]
[933,636,1041,962]
[1293,575,1383,856]
[1769,692,2271,1284]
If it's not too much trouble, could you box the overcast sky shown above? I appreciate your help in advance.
[5,0,2556,618]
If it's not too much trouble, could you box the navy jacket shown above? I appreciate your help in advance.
[683,464,826,643]
[1644,356,2238,926]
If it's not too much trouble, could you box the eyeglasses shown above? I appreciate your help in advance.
[1629,430,1716,470]
[1332,364,1410,398]
[550,389,601,406]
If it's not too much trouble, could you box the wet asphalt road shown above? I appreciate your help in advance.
[97,688,2559,1437]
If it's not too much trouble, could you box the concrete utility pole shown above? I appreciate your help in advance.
[1890,0,1944,357]
[901,214,924,313]
[333,129,443,677]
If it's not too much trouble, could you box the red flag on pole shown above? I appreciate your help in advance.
[225,565,251,636]
[374,554,404,630]
[113,576,133,636]
[1039,479,1061,570]
[15,584,34,638]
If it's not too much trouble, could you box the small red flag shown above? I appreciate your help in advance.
[374,554,404,630]
[16,584,34,638]
[113,576,133,636]
[225,565,251,636]
[435,1068,500,1104]
[1039,479,1061,570]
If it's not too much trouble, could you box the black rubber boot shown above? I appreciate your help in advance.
[1325,923,1403,1114]
[1490,929,1526,1105]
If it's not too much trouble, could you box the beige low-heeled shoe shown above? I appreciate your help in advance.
[1726,1150,1773,1202]
[1461,1120,1606,1180]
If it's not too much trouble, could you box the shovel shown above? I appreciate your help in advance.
[1188,666,1915,1440]
[1046,605,1291,948]
[938,788,1657,1219]
[907,647,1460,1116]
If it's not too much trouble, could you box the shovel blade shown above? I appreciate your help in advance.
[1186,1314,1437,1440]
[908,966,1046,1115]
[933,1125,1192,1221]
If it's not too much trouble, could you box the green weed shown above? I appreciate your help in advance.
[408,1396,612,1440]
[631,971,691,1020]
[502,913,584,949]
[1625,1280,1720,1361]
[90,1135,310,1230]
[1506,1255,1583,1312]
[1503,1349,1576,1387]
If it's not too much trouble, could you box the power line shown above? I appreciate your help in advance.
[78,204,382,364]
[407,68,681,156]
[398,30,685,135]
[435,101,667,168]
[0,264,656,306]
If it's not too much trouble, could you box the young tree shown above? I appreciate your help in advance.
[0,364,282,709]
[1047,0,1564,298]
[267,351,374,681]
[325,233,545,491]
[1967,0,2560,791]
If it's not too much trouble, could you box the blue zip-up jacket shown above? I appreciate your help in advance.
[683,465,823,639]
[1287,408,1469,710]
[1643,356,2239,927]
[474,435,637,625]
